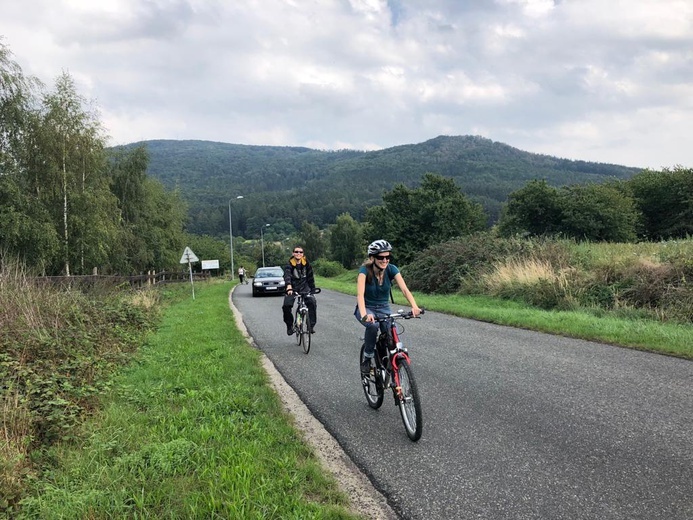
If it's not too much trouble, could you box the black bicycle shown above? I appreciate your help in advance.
[293,288,321,354]
[360,309,424,441]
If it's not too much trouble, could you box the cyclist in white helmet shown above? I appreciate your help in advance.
[356,240,421,375]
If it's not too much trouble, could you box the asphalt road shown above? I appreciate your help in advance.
[232,285,693,520]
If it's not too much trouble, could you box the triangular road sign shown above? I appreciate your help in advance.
[179,246,199,264]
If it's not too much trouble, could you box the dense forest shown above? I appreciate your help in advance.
[123,136,642,239]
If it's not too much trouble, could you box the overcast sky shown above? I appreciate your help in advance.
[1,0,691,169]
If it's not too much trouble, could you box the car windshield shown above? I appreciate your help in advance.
[256,268,283,278]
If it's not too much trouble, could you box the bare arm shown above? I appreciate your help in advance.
[356,273,374,323]
[393,273,421,316]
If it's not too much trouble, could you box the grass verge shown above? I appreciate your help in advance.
[18,280,360,519]
[316,274,692,360]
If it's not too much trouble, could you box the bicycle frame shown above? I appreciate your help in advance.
[374,314,411,390]
[295,294,309,317]
[385,320,411,396]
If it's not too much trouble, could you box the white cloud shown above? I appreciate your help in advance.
[1,0,692,168]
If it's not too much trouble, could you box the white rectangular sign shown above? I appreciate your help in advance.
[201,260,219,270]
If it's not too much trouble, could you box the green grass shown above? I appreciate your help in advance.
[316,273,693,360]
[19,280,360,520]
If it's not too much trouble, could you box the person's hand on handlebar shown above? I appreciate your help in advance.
[286,284,293,295]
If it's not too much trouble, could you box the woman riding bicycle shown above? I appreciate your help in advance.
[355,240,421,375]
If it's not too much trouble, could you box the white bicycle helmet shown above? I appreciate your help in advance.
[367,239,393,256]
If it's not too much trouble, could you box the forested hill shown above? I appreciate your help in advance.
[123,135,642,237]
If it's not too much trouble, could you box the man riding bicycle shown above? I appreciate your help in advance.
[283,246,317,335]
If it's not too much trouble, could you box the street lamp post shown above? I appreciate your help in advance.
[261,224,270,267]
[228,195,244,279]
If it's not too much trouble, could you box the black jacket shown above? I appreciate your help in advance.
[283,257,315,294]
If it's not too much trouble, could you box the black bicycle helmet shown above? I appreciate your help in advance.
[367,239,392,256]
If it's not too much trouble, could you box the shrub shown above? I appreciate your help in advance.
[312,259,346,278]
[406,234,692,323]
[403,232,540,294]
[659,284,693,324]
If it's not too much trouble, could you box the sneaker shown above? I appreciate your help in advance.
[286,325,294,336]
[360,357,372,376]
[309,325,315,334]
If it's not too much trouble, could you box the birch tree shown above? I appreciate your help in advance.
[0,41,60,270]
[36,72,117,275]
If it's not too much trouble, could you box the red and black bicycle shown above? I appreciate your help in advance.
[360,309,424,441]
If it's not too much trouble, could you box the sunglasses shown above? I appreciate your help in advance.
[293,250,304,254]
[374,254,391,261]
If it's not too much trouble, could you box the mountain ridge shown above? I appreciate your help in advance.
[119,135,642,237]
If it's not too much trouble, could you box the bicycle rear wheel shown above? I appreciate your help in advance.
[394,358,422,441]
[360,343,383,409]
[301,310,311,354]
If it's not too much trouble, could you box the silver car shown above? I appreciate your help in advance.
[252,266,286,297]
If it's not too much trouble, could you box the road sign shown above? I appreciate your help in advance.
[179,247,199,300]
[179,247,199,264]
[201,260,219,270]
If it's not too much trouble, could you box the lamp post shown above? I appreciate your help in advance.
[228,195,244,279]
[260,224,270,267]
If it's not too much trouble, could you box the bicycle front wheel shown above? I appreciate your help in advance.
[294,310,302,346]
[360,344,383,409]
[394,358,422,441]
[301,311,311,354]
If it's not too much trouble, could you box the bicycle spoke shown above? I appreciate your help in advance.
[395,359,422,441]
[360,344,383,409]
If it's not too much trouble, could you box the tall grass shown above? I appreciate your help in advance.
[481,258,579,310]
[403,235,693,325]
[16,280,358,519]
[0,256,159,516]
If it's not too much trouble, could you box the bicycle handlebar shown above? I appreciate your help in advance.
[288,287,321,295]
[374,308,425,321]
